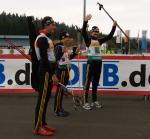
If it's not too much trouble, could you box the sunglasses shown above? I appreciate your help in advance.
[93,31,99,33]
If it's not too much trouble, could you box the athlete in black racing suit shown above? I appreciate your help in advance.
[82,14,117,110]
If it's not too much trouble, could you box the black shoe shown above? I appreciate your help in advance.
[55,110,70,117]
[61,108,70,115]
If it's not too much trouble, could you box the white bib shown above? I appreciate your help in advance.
[88,39,101,56]
[35,33,56,62]
[59,47,71,65]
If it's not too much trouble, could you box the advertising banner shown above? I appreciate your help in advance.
[0,55,150,95]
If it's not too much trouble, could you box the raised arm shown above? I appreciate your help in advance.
[82,14,92,47]
[98,21,117,45]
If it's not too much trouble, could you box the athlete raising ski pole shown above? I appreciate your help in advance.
[82,14,117,110]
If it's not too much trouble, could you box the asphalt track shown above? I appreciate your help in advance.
[0,93,150,139]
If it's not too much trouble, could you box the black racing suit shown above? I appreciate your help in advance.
[54,43,77,113]
[34,32,57,131]
[82,21,116,103]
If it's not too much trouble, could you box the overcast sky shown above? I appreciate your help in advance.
[0,0,149,37]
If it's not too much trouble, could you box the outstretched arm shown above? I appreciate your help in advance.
[82,14,92,47]
[99,21,117,45]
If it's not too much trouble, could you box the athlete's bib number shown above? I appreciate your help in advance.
[88,47,100,55]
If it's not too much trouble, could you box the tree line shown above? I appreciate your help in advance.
[0,11,79,40]
[0,11,149,53]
